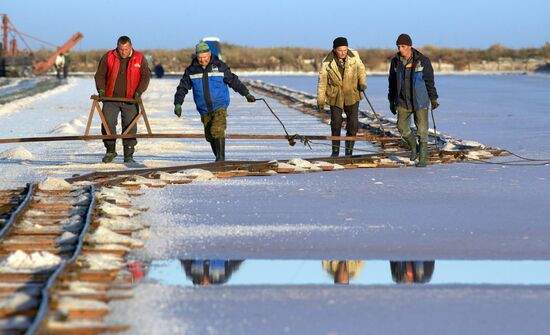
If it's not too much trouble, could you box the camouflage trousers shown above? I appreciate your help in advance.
[201,108,227,142]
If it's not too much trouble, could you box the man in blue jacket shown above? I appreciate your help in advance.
[388,34,439,167]
[173,42,256,161]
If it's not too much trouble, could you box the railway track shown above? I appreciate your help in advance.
[0,182,144,334]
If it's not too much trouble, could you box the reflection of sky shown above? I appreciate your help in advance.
[148,260,550,286]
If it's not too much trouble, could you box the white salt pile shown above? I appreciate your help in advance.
[79,253,124,270]
[313,161,345,170]
[0,250,62,272]
[288,158,322,171]
[99,202,141,217]
[85,226,143,248]
[38,177,73,191]
[176,168,216,181]
[0,146,34,160]
[57,297,109,314]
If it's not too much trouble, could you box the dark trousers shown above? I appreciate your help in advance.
[101,101,139,148]
[330,102,359,137]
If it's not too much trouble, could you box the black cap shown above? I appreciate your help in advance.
[333,37,348,49]
[396,33,413,46]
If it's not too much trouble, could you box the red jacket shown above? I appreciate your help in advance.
[105,49,143,98]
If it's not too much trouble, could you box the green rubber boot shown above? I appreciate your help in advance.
[415,141,428,167]
[404,135,418,161]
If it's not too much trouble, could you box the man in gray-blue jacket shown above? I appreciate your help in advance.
[388,33,439,167]
[173,42,255,162]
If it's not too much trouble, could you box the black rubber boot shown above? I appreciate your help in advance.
[102,142,117,163]
[415,141,428,167]
[345,140,355,156]
[214,138,225,162]
[123,146,136,163]
[209,140,217,159]
[404,135,418,161]
[331,140,340,157]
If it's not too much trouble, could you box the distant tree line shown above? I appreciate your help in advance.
[34,43,550,73]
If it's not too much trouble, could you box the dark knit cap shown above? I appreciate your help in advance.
[333,37,348,49]
[396,33,413,46]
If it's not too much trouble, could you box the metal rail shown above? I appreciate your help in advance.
[0,183,33,239]
[25,185,96,335]
[0,133,397,144]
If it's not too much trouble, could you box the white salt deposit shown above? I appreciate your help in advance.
[176,169,216,181]
[0,250,62,272]
[92,243,131,252]
[0,293,37,310]
[0,316,31,330]
[56,231,78,244]
[460,140,486,149]
[96,217,145,231]
[0,146,34,160]
[79,253,124,270]
[466,150,494,160]
[99,202,141,217]
[313,161,345,170]
[441,142,459,151]
[38,177,73,190]
[50,119,85,135]
[66,281,100,294]
[287,158,322,171]
[85,226,143,248]
[96,188,131,203]
[153,171,192,182]
[58,297,109,313]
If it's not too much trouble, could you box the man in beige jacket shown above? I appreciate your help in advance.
[317,37,366,156]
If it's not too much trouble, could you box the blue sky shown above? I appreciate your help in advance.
[2,0,549,50]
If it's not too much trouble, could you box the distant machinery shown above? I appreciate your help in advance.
[1,14,83,77]
[201,36,222,59]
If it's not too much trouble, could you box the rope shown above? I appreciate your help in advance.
[362,91,386,135]
[256,98,296,146]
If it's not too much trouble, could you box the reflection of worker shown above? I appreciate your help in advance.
[127,261,150,284]
[173,41,256,162]
[181,259,243,285]
[94,35,151,163]
[390,261,435,284]
[55,53,65,79]
[322,260,365,285]
[317,37,367,157]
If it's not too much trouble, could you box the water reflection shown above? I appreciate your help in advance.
[390,261,435,284]
[148,259,550,286]
[322,260,366,285]
[181,259,244,286]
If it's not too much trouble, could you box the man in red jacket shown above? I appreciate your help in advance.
[95,36,150,163]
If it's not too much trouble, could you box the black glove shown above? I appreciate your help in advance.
[318,105,324,113]
[246,94,256,103]
[431,99,440,110]
[389,102,396,115]
[358,83,367,92]
[98,89,105,98]
[174,104,182,118]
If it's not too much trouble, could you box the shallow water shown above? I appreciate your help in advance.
[146,259,550,286]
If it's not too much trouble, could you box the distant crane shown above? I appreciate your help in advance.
[1,14,83,77]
